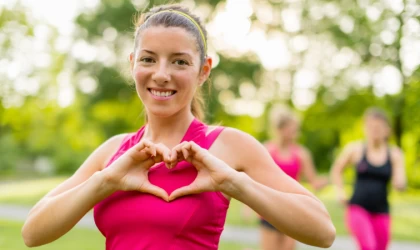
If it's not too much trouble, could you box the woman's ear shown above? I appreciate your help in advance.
[129,52,135,72]
[199,57,212,86]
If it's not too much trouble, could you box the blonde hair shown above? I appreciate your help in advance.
[364,107,391,127]
[269,104,300,130]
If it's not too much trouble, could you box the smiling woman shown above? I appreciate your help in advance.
[21,4,335,250]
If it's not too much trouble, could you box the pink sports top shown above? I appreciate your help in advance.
[266,143,301,180]
[94,119,229,250]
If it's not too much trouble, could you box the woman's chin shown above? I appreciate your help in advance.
[147,108,177,118]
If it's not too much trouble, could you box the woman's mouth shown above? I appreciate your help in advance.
[148,88,177,99]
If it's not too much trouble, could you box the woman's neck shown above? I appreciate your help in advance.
[366,139,386,151]
[275,137,293,150]
[143,110,195,147]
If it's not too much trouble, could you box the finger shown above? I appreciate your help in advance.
[127,140,156,162]
[149,144,166,163]
[169,142,189,167]
[132,139,152,152]
[181,147,189,161]
[155,143,171,160]
[138,141,157,157]
[169,183,200,201]
[188,141,205,154]
[142,147,159,162]
[166,151,177,169]
[149,143,157,157]
[140,181,169,202]
[184,142,208,163]
[154,143,171,167]
[170,145,182,163]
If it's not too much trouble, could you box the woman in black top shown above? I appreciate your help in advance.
[331,107,406,250]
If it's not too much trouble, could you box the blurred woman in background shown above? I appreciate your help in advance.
[258,105,329,250]
[331,107,406,250]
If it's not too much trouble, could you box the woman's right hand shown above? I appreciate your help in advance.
[102,139,171,201]
[336,189,348,206]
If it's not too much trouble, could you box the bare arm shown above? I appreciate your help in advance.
[22,134,126,247]
[330,142,358,204]
[299,146,329,191]
[215,129,335,248]
[391,147,406,191]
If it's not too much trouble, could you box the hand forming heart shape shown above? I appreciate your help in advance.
[103,140,237,202]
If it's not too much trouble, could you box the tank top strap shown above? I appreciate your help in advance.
[105,127,145,168]
[290,144,301,162]
[361,143,368,162]
[386,145,392,164]
[201,126,225,150]
[181,118,206,142]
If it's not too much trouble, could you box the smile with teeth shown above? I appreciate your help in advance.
[149,89,176,97]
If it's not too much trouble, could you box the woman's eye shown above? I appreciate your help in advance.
[174,59,189,66]
[140,57,155,63]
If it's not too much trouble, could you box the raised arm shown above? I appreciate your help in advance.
[391,147,406,191]
[330,142,358,205]
[21,134,126,247]
[298,146,329,191]
[22,136,171,247]
[216,129,336,248]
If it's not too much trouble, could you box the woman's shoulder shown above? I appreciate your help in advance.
[389,145,404,161]
[104,133,130,148]
[208,127,267,168]
[342,140,364,152]
[213,127,260,146]
[294,144,310,158]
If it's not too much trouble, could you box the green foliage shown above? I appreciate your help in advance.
[1,0,420,188]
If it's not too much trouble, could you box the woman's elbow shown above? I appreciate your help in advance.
[22,222,42,247]
[318,223,336,248]
[299,221,336,248]
[22,226,36,247]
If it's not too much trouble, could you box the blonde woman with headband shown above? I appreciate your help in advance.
[258,104,329,250]
[22,5,335,249]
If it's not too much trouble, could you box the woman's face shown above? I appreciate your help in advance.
[364,116,390,142]
[130,26,211,118]
[278,120,300,142]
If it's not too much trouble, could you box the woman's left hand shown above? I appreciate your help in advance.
[167,141,238,201]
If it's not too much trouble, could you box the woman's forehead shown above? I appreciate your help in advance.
[365,116,389,127]
[137,26,199,54]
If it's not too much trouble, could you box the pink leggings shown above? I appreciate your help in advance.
[346,205,390,250]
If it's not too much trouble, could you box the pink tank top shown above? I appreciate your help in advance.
[266,143,301,180]
[94,119,229,250]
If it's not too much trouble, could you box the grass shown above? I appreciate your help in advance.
[0,220,257,250]
[0,220,105,250]
[2,177,420,242]
[0,177,67,205]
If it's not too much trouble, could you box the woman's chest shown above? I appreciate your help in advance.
[94,163,229,235]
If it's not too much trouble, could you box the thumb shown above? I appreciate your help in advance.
[140,181,169,202]
[169,183,200,201]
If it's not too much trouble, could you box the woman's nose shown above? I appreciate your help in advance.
[152,62,170,84]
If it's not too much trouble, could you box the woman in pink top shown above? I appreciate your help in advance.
[22,4,335,250]
[259,105,329,250]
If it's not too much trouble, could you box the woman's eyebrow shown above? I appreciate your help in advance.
[140,49,156,55]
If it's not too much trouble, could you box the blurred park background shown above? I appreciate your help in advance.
[1,0,419,249]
